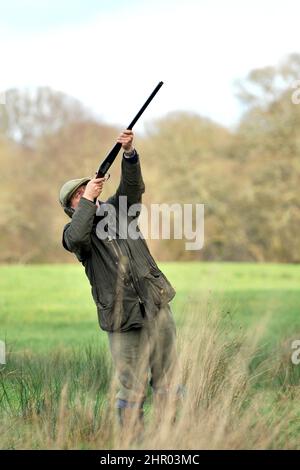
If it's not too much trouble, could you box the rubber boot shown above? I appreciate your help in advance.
[117,402,144,446]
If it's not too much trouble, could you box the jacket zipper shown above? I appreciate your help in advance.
[108,235,143,303]
[108,235,124,271]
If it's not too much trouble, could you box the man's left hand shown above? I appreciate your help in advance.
[117,130,134,152]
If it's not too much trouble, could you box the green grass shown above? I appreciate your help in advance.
[0,262,300,353]
[0,262,300,449]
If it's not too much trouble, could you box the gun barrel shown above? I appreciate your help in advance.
[127,81,164,130]
[96,81,164,178]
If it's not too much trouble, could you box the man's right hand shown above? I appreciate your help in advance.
[83,176,106,202]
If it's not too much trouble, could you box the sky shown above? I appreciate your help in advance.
[0,0,299,132]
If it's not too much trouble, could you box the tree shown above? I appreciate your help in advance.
[0,87,91,148]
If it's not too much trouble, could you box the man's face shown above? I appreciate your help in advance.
[70,184,87,210]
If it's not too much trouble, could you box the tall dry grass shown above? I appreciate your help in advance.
[0,295,299,449]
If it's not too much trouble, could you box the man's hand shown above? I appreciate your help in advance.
[83,177,106,202]
[117,130,134,152]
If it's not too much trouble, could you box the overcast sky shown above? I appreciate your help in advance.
[1,0,299,132]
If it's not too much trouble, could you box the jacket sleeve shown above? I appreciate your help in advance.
[106,151,145,209]
[62,197,96,258]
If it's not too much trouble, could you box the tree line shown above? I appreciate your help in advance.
[1,54,300,263]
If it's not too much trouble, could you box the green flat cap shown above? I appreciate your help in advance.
[59,177,91,207]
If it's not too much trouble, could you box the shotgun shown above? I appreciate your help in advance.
[95,81,164,178]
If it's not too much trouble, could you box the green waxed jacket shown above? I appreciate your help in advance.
[62,153,176,332]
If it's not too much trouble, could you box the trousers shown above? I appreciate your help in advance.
[108,303,177,408]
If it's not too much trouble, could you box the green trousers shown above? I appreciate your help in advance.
[108,303,177,407]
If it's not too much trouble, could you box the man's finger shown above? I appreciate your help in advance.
[120,131,133,137]
[118,135,131,140]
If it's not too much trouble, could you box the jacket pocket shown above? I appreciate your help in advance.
[145,268,176,306]
[96,303,115,331]
[91,284,113,310]
[96,298,131,332]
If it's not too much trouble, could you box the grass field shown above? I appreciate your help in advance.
[0,262,300,449]
[1,262,300,352]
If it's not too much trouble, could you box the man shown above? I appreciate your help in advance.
[59,130,178,434]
